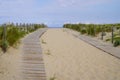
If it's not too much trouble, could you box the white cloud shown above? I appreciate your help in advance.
[57,0,111,8]
[58,0,75,7]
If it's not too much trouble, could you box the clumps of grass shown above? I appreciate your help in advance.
[113,37,120,47]
[0,23,47,52]
[106,38,111,42]
[49,74,56,80]
[41,39,47,44]
[6,27,26,47]
[0,48,3,53]
[12,40,21,49]
[114,40,120,47]
[1,40,9,53]
[81,29,87,34]
[45,49,51,55]
[105,36,120,47]
[50,77,56,80]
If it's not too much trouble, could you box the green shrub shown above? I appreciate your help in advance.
[81,29,87,34]
[114,36,120,40]
[106,38,110,41]
[113,36,120,47]
[1,40,9,52]
[6,27,26,46]
[96,26,101,34]
[90,27,95,36]
[114,40,120,47]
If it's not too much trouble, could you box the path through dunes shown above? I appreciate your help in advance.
[22,29,47,80]
[40,28,120,80]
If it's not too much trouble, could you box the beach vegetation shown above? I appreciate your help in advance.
[63,23,120,47]
[41,39,47,44]
[0,23,47,52]
[49,74,56,80]
[45,49,51,55]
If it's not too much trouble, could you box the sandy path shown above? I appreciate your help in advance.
[40,28,120,80]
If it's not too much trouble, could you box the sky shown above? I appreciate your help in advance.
[0,0,120,27]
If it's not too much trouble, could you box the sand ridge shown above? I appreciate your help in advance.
[40,28,120,80]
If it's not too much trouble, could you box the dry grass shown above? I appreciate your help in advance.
[45,49,51,55]
[41,39,47,44]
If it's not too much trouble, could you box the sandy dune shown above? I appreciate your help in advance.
[0,43,22,80]
[40,28,120,80]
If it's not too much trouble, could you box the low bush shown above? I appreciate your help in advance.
[113,37,120,47]
[6,27,26,46]
[106,38,110,41]
[81,29,87,34]
[114,40,120,47]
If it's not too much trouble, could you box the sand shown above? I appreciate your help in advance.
[0,42,22,80]
[40,28,120,80]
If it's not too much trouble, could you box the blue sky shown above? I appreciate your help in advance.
[0,0,120,27]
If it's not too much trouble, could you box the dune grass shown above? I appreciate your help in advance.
[63,23,120,47]
[0,23,47,52]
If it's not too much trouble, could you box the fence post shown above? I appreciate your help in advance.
[2,24,7,53]
[3,24,7,41]
[94,26,96,36]
[101,26,104,40]
[111,26,114,43]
